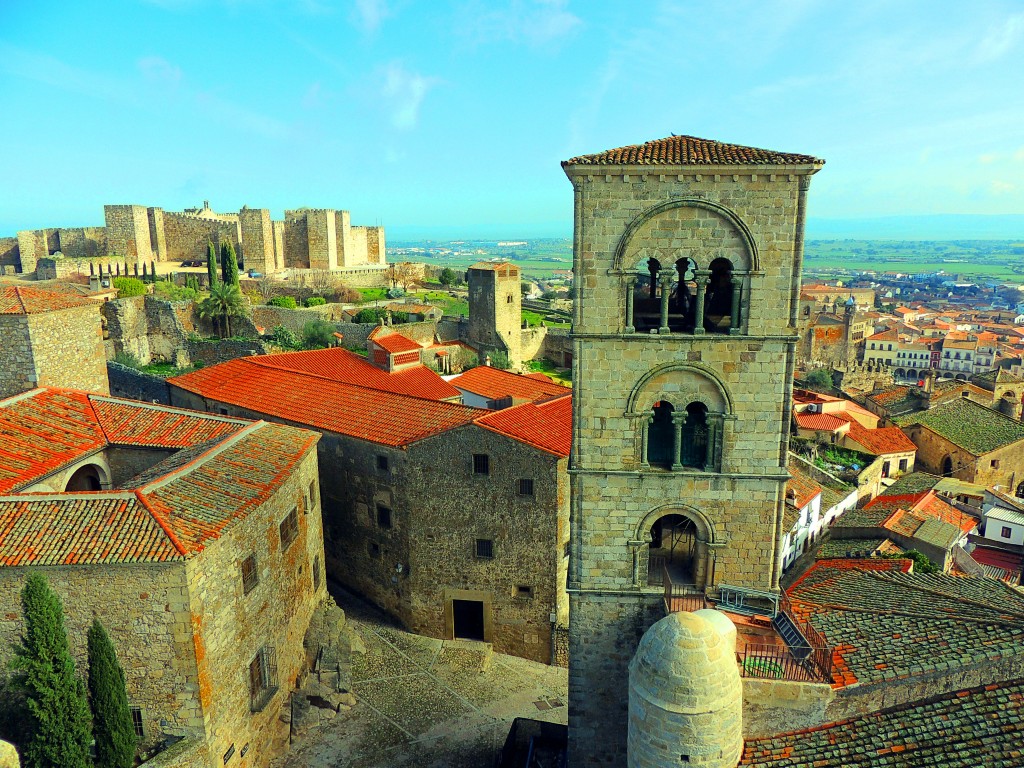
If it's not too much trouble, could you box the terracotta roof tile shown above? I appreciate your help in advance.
[474,394,571,457]
[845,422,917,455]
[368,329,423,354]
[90,397,246,447]
[793,412,847,431]
[562,135,823,167]
[900,398,1024,454]
[450,366,570,404]
[786,457,822,510]
[0,286,98,314]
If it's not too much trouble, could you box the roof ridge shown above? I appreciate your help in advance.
[84,392,113,445]
[867,571,1024,621]
[137,421,266,494]
[88,394,250,424]
[133,490,188,557]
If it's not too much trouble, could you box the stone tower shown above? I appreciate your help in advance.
[562,135,823,765]
[468,261,522,368]
[103,204,154,262]
[628,610,742,768]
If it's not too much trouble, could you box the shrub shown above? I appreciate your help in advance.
[302,319,337,349]
[805,368,834,389]
[113,351,142,369]
[87,619,137,768]
[271,325,300,349]
[386,287,405,299]
[439,267,458,286]
[333,284,361,304]
[152,280,197,302]
[306,296,326,307]
[354,307,387,324]
[268,295,298,309]
[111,277,146,297]
[488,350,511,369]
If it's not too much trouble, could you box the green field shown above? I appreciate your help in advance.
[804,240,1024,282]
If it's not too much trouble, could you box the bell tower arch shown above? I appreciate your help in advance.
[562,135,823,766]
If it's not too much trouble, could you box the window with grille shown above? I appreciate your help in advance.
[473,454,489,475]
[280,508,299,551]
[377,505,392,529]
[518,478,534,496]
[313,555,321,591]
[241,554,259,595]
[130,707,144,739]
[248,646,278,712]
[475,538,494,559]
[376,455,389,472]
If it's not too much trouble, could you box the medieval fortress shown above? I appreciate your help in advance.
[0,201,386,277]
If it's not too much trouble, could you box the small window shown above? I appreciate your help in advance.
[898,458,908,472]
[1002,526,1013,539]
[473,454,490,475]
[249,646,279,712]
[514,585,533,599]
[377,505,392,529]
[130,707,144,739]
[506,295,514,303]
[475,538,494,559]
[518,478,534,496]
[241,554,259,595]
[992,459,1001,469]
[308,481,317,510]
[564,541,570,558]
[219,407,229,415]
[368,542,381,558]
[376,455,389,472]
[279,508,299,551]
[313,555,321,591]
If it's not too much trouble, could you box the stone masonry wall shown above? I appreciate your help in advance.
[0,316,35,398]
[104,204,154,262]
[904,423,1024,489]
[28,304,109,395]
[183,444,325,768]
[0,237,19,273]
[283,214,310,269]
[239,208,276,275]
[305,210,338,271]
[15,230,42,274]
[161,212,239,264]
[106,362,172,403]
[0,561,201,752]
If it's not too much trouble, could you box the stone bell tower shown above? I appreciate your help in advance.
[562,135,823,765]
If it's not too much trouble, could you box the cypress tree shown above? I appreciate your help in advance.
[206,240,219,288]
[87,619,137,768]
[10,573,92,768]
[221,241,239,287]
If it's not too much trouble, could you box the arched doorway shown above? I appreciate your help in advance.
[647,401,675,468]
[941,455,954,477]
[65,464,104,491]
[1016,480,1024,499]
[647,514,698,586]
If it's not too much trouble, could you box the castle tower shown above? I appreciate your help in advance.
[562,135,823,765]
[103,205,154,263]
[239,207,276,274]
[468,262,522,368]
[628,610,742,768]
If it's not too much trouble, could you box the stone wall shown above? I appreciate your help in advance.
[0,238,18,274]
[186,337,269,367]
[148,208,167,261]
[144,736,209,768]
[103,295,189,366]
[0,316,35,398]
[53,226,108,259]
[107,362,172,403]
[161,212,239,264]
[283,214,310,268]
[541,327,573,367]
[36,254,125,279]
[15,230,42,274]
[365,225,385,265]
[741,678,835,738]
[104,205,154,262]
[0,561,201,752]
[28,304,109,395]
[251,304,346,335]
[239,208,276,275]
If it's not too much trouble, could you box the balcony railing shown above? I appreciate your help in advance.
[663,566,706,613]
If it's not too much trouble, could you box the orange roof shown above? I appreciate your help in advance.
[794,412,848,432]
[845,422,916,455]
[787,460,822,510]
[90,397,243,447]
[368,327,423,354]
[469,261,518,272]
[232,347,460,401]
[474,394,571,457]
[450,365,570,404]
[562,135,823,167]
[867,328,898,341]
[866,490,977,536]
[168,359,479,447]
[0,286,97,314]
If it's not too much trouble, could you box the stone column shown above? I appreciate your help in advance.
[729,274,742,334]
[658,272,673,334]
[692,271,710,335]
[640,416,652,466]
[671,414,684,471]
[625,277,636,333]
[628,539,647,588]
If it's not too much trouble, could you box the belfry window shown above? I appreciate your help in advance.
[646,402,675,468]
[642,400,721,472]
[626,255,744,335]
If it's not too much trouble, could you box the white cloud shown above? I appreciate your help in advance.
[458,0,581,47]
[976,12,1024,62]
[990,180,1016,195]
[352,0,391,33]
[380,62,437,130]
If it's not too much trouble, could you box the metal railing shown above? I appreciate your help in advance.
[775,592,834,683]
[738,643,829,683]
[662,566,706,613]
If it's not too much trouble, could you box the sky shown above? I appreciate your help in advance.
[1,0,1023,239]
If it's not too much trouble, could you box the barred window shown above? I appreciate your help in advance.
[241,554,259,595]
[518,478,534,496]
[249,646,279,712]
[280,508,299,551]
[130,707,144,739]
[475,538,494,559]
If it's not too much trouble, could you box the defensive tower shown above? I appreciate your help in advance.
[468,261,523,368]
[562,135,823,765]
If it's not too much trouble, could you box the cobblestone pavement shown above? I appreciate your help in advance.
[276,585,568,768]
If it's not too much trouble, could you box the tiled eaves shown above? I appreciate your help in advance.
[562,135,823,167]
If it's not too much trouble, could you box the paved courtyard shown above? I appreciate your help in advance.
[276,584,569,768]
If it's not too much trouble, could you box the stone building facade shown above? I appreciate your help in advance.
[0,389,326,768]
[0,286,108,398]
[561,135,823,765]
[468,261,523,367]
[7,201,385,276]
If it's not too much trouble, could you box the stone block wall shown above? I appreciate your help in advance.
[28,305,109,395]
[107,362,172,403]
[239,208,276,274]
[905,423,1024,490]
[148,208,167,261]
[15,230,42,274]
[0,316,35,398]
[365,225,385,265]
[49,226,108,259]
[185,338,269,367]
[304,209,338,271]
[0,561,202,751]
[283,214,310,269]
[161,212,239,264]
[0,238,19,274]
[104,205,154,262]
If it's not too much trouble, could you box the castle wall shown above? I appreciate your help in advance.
[52,226,108,259]
[0,315,36,398]
[0,238,18,274]
[148,208,167,261]
[272,221,285,270]
[104,204,154,262]
[161,212,238,264]
[238,208,275,274]
[16,230,43,274]
[468,265,522,366]
[346,227,368,267]
[365,226,385,265]
[28,304,109,395]
[283,214,310,268]
[304,209,338,271]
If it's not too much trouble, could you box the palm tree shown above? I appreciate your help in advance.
[199,281,246,338]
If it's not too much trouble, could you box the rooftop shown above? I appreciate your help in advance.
[450,365,571,404]
[474,394,571,458]
[900,397,1024,454]
[561,135,823,167]
[0,285,98,315]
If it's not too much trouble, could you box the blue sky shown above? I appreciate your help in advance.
[2,0,1023,238]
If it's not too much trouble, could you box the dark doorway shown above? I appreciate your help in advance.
[65,464,102,491]
[941,455,954,477]
[452,599,485,641]
[648,514,697,586]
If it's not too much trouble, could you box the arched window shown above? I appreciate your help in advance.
[680,402,709,469]
[643,400,720,471]
[647,514,697,586]
[646,401,675,468]
[941,455,954,477]
[703,257,736,334]
[65,464,104,491]
[630,257,663,333]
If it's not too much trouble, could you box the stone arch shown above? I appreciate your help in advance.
[633,504,717,590]
[941,454,954,477]
[613,198,759,273]
[64,462,109,492]
[626,362,733,416]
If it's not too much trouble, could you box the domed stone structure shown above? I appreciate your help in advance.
[0,740,19,768]
[628,610,742,768]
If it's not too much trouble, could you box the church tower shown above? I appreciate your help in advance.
[562,135,823,765]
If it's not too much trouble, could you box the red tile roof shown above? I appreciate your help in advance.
[562,135,823,167]
[867,328,898,341]
[845,422,917,455]
[786,458,822,510]
[469,261,518,272]
[793,412,848,432]
[0,286,98,314]
[211,347,461,401]
[450,365,571,404]
[368,327,423,354]
[474,394,571,457]
[90,397,244,447]
[169,360,479,447]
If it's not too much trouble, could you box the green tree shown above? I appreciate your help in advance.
[301,319,337,349]
[10,573,92,768]
[199,281,246,338]
[111,277,146,297]
[221,241,240,287]
[87,619,137,768]
[271,325,300,350]
[267,295,297,309]
[805,368,834,389]
[354,307,387,324]
[438,267,458,286]
[206,241,219,288]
